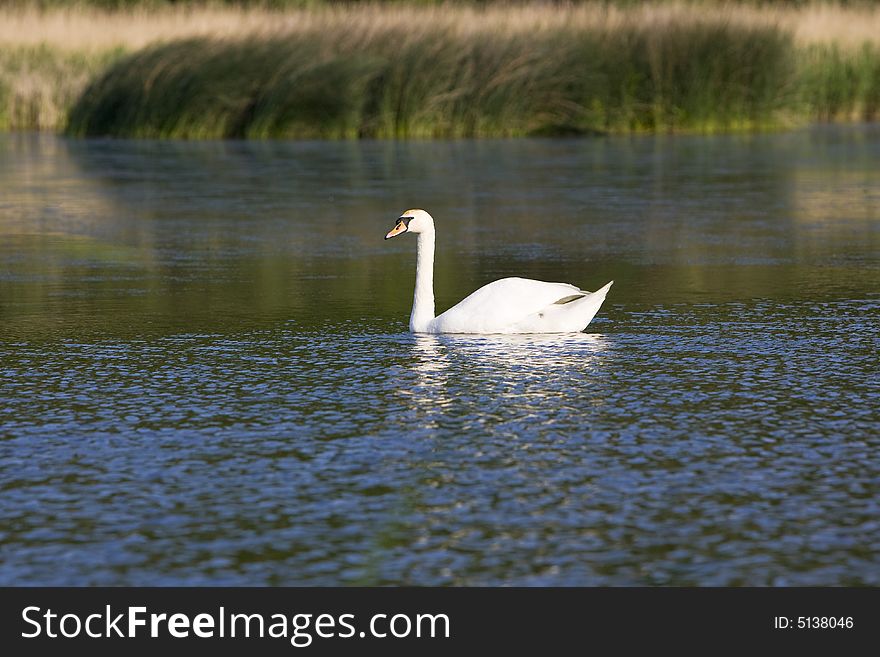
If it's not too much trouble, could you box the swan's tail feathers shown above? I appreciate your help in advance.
[584,280,614,296]
[505,280,614,333]
[570,280,613,332]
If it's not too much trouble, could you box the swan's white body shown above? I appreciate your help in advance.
[429,277,613,334]
[386,209,612,334]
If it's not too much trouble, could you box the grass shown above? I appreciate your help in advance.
[0,46,121,131]
[1,3,879,138]
[65,18,797,138]
[797,43,880,121]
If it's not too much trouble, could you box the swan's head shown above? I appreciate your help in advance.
[385,209,435,239]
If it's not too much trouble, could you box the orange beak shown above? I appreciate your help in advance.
[384,220,408,240]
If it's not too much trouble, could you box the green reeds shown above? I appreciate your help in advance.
[797,43,880,121]
[65,19,799,138]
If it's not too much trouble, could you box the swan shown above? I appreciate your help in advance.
[384,209,613,334]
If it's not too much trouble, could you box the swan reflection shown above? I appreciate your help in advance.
[413,331,606,369]
[399,332,609,427]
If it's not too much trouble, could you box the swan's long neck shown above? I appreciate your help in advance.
[410,230,435,332]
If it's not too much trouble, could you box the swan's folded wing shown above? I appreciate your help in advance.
[431,277,589,333]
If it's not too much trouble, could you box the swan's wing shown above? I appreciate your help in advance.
[432,277,592,333]
[507,280,613,333]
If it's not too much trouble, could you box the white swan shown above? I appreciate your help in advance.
[385,209,613,334]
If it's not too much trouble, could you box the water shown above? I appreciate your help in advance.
[1,127,878,585]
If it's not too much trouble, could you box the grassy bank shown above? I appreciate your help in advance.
[1,3,880,137]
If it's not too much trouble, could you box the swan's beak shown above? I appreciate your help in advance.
[384,219,408,240]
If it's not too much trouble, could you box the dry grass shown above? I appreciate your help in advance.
[1,3,880,52]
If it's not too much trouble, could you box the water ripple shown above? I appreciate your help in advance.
[1,299,877,585]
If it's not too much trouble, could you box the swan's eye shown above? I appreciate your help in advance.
[399,216,413,226]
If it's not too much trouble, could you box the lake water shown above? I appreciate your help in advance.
[1,127,878,585]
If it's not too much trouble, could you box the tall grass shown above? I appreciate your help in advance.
[1,3,879,137]
[0,46,120,131]
[797,43,880,121]
[66,18,797,138]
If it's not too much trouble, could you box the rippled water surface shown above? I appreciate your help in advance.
[1,128,878,585]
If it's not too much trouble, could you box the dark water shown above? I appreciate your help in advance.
[1,128,878,585]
